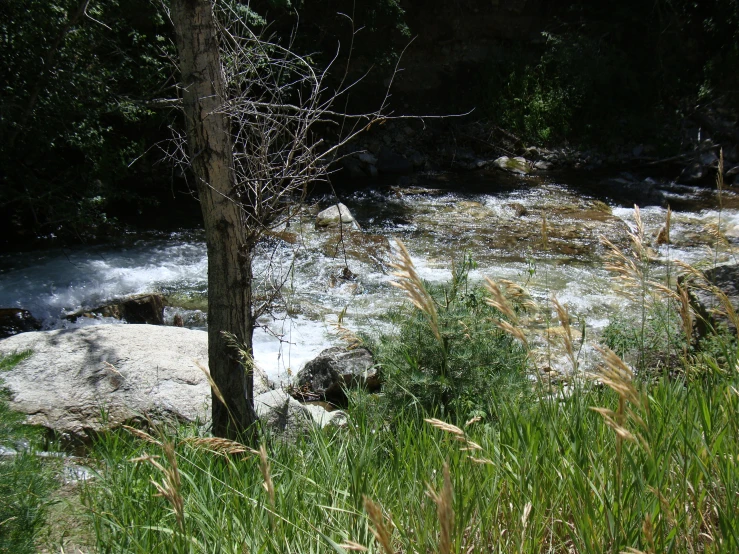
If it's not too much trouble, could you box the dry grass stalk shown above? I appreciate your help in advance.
[246,443,278,532]
[521,501,533,548]
[426,463,454,554]
[468,456,494,465]
[484,278,517,321]
[495,319,529,348]
[676,260,739,339]
[484,278,531,347]
[130,442,185,533]
[600,235,644,302]
[425,418,483,453]
[222,330,258,380]
[552,297,578,373]
[595,348,643,408]
[676,283,694,349]
[631,205,648,260]
[338,540,369,551]
[257,444,275,511]
[498,279,538,313]
[183,437,248,456]
[541,215,549,249]
[592,347,650,455]
[648,486,676,526]
[704,223,730,248]
[425,418,464,439]
[654,206,671,246]
[121,425,162,447]
[642,514,656,554]
[331,306,363,350]
[195,360,228,409]
[363,496,395,554]
[390,238,440,342]
[601,205,656,299]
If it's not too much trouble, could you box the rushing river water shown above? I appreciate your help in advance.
[2,170,738,383]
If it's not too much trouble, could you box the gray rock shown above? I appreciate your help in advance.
[680,162,706,183]
[0,308,42,338]
[316,203,356,228]
[377,147,413,174]
[61,463,95,484]
[65,293,166,325]
[686,264,739,337]
[296,347,378,403]
[254,390,313,439]
[492,156,532,175]
[508,202,528,217]
[358,152,378,165]
[0,325,272,438]
[700,150,719,167]
[339,156,367,179]
[303,404,349,429]
[410,151,426,168]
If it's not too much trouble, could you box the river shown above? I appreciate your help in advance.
[1,170,737,383]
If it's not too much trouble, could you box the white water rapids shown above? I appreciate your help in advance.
[2,172,738,382]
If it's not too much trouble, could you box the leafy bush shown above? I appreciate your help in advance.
[602,302,688,376]
[372,257,529,420]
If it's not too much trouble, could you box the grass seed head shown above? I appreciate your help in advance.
[426,463,454,554]
[391,238,441,342]
[363,496,395,554]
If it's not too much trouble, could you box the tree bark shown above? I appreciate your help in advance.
[171,0,257,441]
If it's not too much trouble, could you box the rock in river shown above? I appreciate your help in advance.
[684,263,739,337]
[0,308,41,338]
[315,203,356,228]
[493,156,532,175]
[296,346,379,404]
[65,293,166,325]
[0,324,272,439]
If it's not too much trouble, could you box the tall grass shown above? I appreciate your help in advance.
[82,201,739,552]
[82,371,739,553]
[0,351,58,554]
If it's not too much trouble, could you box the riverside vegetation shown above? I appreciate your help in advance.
[3,174,739,552]
[0,164,736,554]
[0,351,58,554]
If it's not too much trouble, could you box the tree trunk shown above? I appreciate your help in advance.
[171,0,257,441]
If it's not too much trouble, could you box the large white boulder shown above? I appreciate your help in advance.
[0,324,272,438]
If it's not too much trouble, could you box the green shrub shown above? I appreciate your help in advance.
[602,302,689,376]
[372,257,529,420]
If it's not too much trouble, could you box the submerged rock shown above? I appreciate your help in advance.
[493,156,532,175]
[296,346,379,404]
[0,325,272,439]
[316,203,356,228]
[0,308,42,338]
[65,293,166,325]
